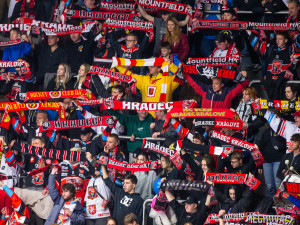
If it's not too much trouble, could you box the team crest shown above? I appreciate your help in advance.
[88,204,96,215]
[147,86,156,97]
[49,91,61,98]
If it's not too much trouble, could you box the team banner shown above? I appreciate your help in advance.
[194,118,243,129]
[284,182,300,194]
[204,212,249,224]
[137,0,193,17]
[31,22,96,36]
[182,65,245,81]
[103,19,154,42]
[0,102,60,112]
[0,23,31,32]
[211,131,265,166]
[88,66,134,83]
[25,89,95,101]
[190,19,300,32]
[0,38,26,47]
[100,2,158,13]
[13,18,74,30]
[142,140,183,169]
[275,207,300,216]
[186,57,239,66]
[0,61,26,68]
[63,10,138,21]
[102,99,197,111]
[205,173,261,190]
[97,155,158,171]
[160,179,211,192]
[39,116,112,132]
[251,99,300,111]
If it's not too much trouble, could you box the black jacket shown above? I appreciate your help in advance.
[277,152,300,180]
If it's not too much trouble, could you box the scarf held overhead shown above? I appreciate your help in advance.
[88,66,134,83]
[194,118,243,129]
[0,102,60,112]
[63,10,138,21]
[186,57,239,66]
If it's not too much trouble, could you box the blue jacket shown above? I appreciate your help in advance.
[44,174,85,225]
[2,42,31,72]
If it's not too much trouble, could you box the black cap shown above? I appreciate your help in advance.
[185,196,198,204]
[80,127,94,135]
[216,30,232,43]
[223,8,237,17]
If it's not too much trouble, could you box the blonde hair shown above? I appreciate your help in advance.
[75,63,91,87]
[163,17,181,46]
[161,155,175,173]
[242,87,257,101]
[55,63,71,90]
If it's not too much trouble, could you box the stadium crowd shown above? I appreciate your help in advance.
[0,0,299,224]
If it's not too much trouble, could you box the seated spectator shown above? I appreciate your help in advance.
[45,166,85,225]
[281,84,300,121]
[46,63,75,91]
[157,155,179,180]
[0,188,12,223]
[74,63,97,97]
[287,0,300,23]
[161,17,190,62]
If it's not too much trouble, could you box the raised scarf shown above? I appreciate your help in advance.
[211,131,265,167]
[0,38,27,47]
[39,116,111,132]
[20,0,36,18]
[63,9,138,21]
[205,172,261,190]
[275,207,300,216]
[0,102,60,112]
[186,57,239,66]
[137,0,192,17]
[103,19,154,42]
[0,61,26,68]
[194,118,243,129]
[88,66,134,83]
[252,99,300,111]
[25,89,95,101]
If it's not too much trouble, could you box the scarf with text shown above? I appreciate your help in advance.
[182,65,245,82]
[284,182,300,194]
[251,99,300,111]
[275,207,300,216]
[189,19,300,32]
[100,2,158,14]
[13,18,74,30]
[103,19,154,42]
[194,0,227,18]
[211,131,265,167]
[20,0,36,18]
[31,22,96,36]
[0,61,26,68]
[88,66,134,83]
[186,57,239,66]
[205,212,249,224]
[39,116,111,132]
[63,9,138,21]
[0,102,60,112]
[205,173,261,190]
[163,108,238,129]
[0,67,32,82]
[102,99,197,111]
[195,118,243,129]
[98,155,158,171]
[25,89,95,101]
[142,139,183,170]
[137,0,192,17]
[0,38,27,47]
[13,143,85,162]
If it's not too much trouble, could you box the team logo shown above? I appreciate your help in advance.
[106,117,114,126]
[3,115,10,123]
[147,86,156,97]
[26,103,39,110]
[30,157,35,163]
[98,156,108,166]
[49,91,61,98]
[32,173,44,185]
[46,159,52,165]
[182,100,191,108]
[271,60,283,74]
[78,45,83,52]
[66,10,75,18]
[88,187,98,200]
[42,121,51,130]
[104,99,114,109]
[88,204,96,215]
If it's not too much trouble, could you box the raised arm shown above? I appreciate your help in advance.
[138,5,154,22]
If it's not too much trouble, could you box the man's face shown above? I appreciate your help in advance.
[212,79,224,92]
[126,35,137,49]
[10,30,20,40]
[62,189,74,201]
[123,179,135,193]
[290,140,300,151]
[276,34,287,48]
[84,0,95,8]
[223,12,234,21]
[148,66,161,75]
[81,132,93,142]
[161,13,171,21]
[285,87,295,100]
[32,139,45,148]
[106,136,118,151]
[63,98,72,110]
[288,2,299,18]
[185,203,197,213]
[48,35,59,47]
[193,138,202,144]
[295,116,300,127]
[216,40,228,51]
[231,158,242,168]
[222,128,233,136]
[154,111,165,120]
[70,33,81,43]
[137,155,147,164]
[137,110,148,119]
[36,113,48,126]
[161,48,171,57]
[112,88,123,99]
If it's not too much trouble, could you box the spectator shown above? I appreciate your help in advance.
[123,213,139,225]
[45,166,85,225]
[46,63,75,91]
[106,217,118,225]
[10,0,46,22]
[101,165,144,225]
[74,63,97,97]
[158,155,179,180]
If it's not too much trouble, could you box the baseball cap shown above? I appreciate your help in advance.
[185,196,198,204]
[292,111,300,117]
[80,127,94,135]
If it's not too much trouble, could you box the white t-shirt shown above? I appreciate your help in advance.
[56,202,77,225]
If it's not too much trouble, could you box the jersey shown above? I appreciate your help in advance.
[56,202,76,225]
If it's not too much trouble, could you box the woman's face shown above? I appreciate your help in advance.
[229,189,236,200]
[137,155,147,164]
[161,157,167,169]
[167,21,176,33]
[242,90,251,101]
[107,219,117,225]
[78,65,86,77]
[201,159,208,173]
[57,65,66,77]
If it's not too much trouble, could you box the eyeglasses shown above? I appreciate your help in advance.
[231,160,239,164]
[126,39,136,42]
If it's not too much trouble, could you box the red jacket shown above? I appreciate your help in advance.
[0,190,12,225]
[162,33,190,61]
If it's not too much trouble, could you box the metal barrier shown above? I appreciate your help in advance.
[203,10,288,14]
[249,80,300,87]
[119,135,165,142]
